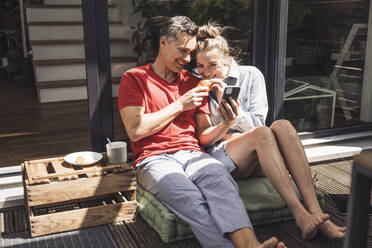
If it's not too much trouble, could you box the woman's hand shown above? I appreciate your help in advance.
[209,78,226,103]
[217,98,240,126]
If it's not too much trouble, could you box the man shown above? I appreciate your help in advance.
[118,16,285,248]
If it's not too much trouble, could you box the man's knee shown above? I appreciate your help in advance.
[192,162,238,191]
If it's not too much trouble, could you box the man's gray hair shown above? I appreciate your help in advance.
[159,16,198,40]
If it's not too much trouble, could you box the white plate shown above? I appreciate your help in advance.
[64,151,103,166]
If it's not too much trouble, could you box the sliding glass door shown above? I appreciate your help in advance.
[285,0,372,132]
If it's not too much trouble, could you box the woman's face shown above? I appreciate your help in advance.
[196,49,229,79]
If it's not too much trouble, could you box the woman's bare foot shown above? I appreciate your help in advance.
[320,220,346,239]
[296,213,329,240]
[257,237,286,248]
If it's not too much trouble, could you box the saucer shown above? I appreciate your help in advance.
[64,151,103,166]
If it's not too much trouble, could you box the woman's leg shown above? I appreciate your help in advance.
[270,120,346,238]
[226,126,328,239]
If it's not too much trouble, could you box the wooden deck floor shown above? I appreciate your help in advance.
[0,70,126,167]
[1,159,371,247]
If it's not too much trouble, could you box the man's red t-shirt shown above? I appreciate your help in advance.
[118,64,210,167]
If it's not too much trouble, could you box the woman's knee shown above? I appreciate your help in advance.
[250,126,275,146]
[270,119,296,137]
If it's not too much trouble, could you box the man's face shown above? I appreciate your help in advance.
[161,32,197,73]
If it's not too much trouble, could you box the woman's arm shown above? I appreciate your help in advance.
[195,113,230,147]
[196,99,239,147]
[231,67,268,131]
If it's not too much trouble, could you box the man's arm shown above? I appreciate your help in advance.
[121,87,209,142]
[120,102,182,142]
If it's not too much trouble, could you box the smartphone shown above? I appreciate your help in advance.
[222,86,240,102]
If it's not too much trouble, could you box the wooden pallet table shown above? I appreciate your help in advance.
[21,154,137,237]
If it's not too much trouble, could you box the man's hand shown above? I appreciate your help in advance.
[217,98,240,126]
[177,86,209,111]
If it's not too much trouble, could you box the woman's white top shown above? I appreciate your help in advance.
[208,59,269,132]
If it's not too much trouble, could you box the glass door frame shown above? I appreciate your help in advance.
[82,0,114,152]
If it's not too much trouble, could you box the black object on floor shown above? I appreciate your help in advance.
[329,194,350,215]
[328,193,372,216]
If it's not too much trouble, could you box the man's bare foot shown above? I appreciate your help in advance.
[257,237,286,248]
[320,220,346,239]
[296,213,329,240]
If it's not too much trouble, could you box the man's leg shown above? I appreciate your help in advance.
[136,153,236,248]
[179,151,285,248]
[181,151,251,235]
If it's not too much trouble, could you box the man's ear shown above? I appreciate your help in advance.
[159,36,167,48]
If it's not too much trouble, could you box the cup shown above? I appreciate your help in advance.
[106,141,127,164]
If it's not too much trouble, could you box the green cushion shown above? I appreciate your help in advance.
[137,177,324,243]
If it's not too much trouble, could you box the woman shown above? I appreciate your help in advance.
[195,23,346,240]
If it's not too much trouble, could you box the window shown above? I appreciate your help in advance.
[285,0,372,132]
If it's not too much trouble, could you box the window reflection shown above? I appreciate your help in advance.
[129,0,253,66]
[285,0,371,132]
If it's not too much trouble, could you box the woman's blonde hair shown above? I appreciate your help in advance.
[197,22,230,56]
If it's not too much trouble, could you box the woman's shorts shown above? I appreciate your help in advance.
[206,140,260,176]
[205,141,236,173]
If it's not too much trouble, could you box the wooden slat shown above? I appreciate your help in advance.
[22,162,33,235]
[24,4,116,8]
[27,173,136,206]
[36,77,122,89]
[33,57,136,66]
[24,161,36,185]
[26,162,50,184]
[0,212,4,233]
[27,21,122,26]
[30,163,132,181]
[52,160,78,180]
[83,164,101,178]
[136,217,180,248]
[28,157,64,164]
[124,219,149,248]
[5,211,12,234]
[311,165,351,195]
[30,38,129,45]
[16,208,26,233]
[30,201,136,237]
[34,163,50,184]
[108,223,137,248]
